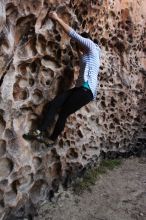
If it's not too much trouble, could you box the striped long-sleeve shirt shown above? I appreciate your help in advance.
[69,28,101,100]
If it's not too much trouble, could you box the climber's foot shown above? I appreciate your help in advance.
[23,130,45,142]
[23,130,55,147]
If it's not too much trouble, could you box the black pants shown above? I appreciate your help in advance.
[39,87,93,140]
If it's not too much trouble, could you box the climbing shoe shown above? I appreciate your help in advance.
[23,130,44,142]
[23,130,55,147]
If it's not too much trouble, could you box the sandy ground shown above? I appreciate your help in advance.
[34,157,146,220]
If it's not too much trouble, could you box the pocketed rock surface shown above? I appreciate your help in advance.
[35,157,146,220]
[0,0,146,218]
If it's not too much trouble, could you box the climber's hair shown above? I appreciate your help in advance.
[81,32,92,40]
[81,32,99,44]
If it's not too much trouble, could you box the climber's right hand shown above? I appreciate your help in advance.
[48,11,59,21]
[48,11,71,35]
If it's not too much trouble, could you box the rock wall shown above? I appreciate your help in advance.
[0,0,146,218]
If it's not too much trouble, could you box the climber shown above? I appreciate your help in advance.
[23,11,101,146]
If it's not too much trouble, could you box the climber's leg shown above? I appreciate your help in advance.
[39,87,78,131]
[23,87,78,141]
[50,87,93,141]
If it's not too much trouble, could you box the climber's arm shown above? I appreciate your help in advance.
[48,12,71,34]
[49,12,93,50]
